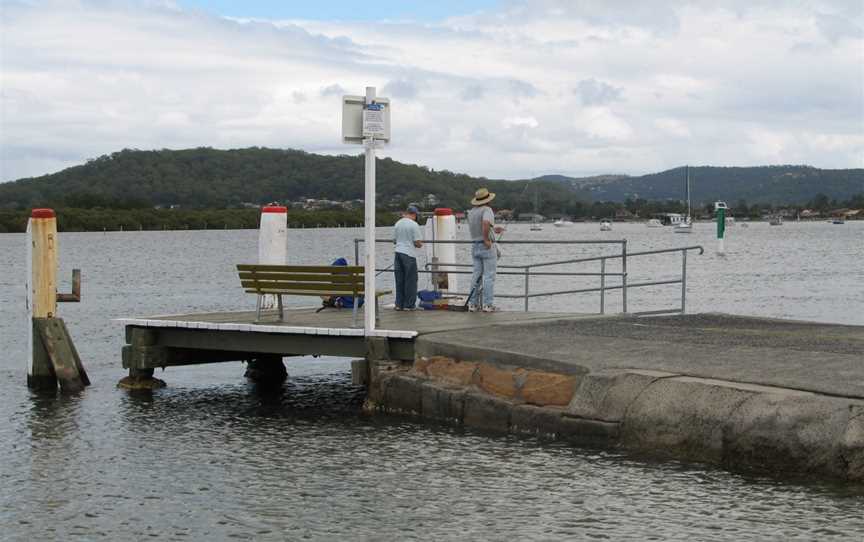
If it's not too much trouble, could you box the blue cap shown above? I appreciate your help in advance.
[407,205,419,215]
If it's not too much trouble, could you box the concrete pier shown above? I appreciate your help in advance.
[366,313,864,482]
[118,308,864,481]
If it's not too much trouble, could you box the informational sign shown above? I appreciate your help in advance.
[362,103,386,138]
[342,95,390,144]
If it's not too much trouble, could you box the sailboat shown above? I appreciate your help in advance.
[530,186,543,231]
[674,165,693,234]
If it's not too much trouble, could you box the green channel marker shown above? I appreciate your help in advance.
[715,201,727,254]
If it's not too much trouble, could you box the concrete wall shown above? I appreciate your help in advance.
[365,356,864,482]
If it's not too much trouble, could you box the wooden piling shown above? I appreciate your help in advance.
[29,209,58,319]
[26,208,88,392]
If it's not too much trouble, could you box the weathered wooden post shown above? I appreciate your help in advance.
[26,208,89,392]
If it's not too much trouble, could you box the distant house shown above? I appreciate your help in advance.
[799,209,820,219]
[614,209,636,220]
[495,209,514,221]
[423,193,439,208]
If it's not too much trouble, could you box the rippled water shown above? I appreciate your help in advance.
[1,223,862,540]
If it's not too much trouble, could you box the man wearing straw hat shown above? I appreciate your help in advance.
[467,188,504,312]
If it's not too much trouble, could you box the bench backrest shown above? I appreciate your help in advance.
[237,264,365,294]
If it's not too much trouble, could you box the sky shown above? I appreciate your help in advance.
[1,0,862,182]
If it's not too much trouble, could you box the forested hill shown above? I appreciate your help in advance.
[0,147,582,214]
[0,148,861,212]
[549,165,863,205]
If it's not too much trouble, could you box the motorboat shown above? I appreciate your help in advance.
[530,222,543,231]
[832,218,845,225]
[600,220,612,231]
[769,216,783,226]
[646,218,663,228]
[673,219,693,233]
[553,218,575,227]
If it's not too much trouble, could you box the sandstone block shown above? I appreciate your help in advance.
[426,357,478,386]
[413,356,433,375]
[521,371,577,406]
[475,363,518,398]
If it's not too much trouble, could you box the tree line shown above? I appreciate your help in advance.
[0,208,399,233]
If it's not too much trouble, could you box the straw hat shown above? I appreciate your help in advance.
[471,188,496,206]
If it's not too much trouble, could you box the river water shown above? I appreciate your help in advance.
[1,222,862,540]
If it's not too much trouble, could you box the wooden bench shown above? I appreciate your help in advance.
[237,264,392,325]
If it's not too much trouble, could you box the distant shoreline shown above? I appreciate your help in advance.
[0,208,397,233]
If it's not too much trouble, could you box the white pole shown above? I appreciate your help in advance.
[363,86,376,333]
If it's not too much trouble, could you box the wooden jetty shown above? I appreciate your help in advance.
[119,308,579,382]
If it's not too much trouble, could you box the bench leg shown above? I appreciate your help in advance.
[277,294,284,322]
[255,295,262,322]
[375,295,380,326]
[352,301,358,328]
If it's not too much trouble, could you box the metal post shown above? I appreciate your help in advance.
[621,240,628,313]
[681,249,688,313]
[523,266,530,312]
[600,258,606,314]
[363,87,377,334]
[354,238,360,266]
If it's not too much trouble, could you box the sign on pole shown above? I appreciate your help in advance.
[342,95,390,144]
[342,88,390,334]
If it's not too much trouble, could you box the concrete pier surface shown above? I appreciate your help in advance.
[371,313,864,482]
[415,313,864,398]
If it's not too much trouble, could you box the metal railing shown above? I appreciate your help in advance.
[354,238,703,315]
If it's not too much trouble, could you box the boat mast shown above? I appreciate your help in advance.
[685,165,691,220]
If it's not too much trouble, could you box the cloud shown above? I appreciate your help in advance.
[382,79,419,100]
[1,0,862,183]
[575,78,623,106]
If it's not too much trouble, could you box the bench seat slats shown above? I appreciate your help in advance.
[241,281,362,292]
[238,272,360,283]
[237,263,390,323]
[243,289,392,296]
[237,264,363,273]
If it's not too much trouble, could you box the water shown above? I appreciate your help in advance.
[1,222,862,540]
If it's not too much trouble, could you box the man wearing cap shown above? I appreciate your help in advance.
[393,206,423,311]
[467,188,504,312]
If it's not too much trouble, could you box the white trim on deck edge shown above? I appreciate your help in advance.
[114,318,418,339]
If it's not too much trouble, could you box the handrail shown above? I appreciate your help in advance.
[526,245,704,269]
[354,237,703,315]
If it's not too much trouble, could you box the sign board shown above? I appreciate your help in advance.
[342,95,390,144]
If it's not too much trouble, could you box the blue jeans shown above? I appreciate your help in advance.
[394,252,418,309]
[468,242,497,307]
